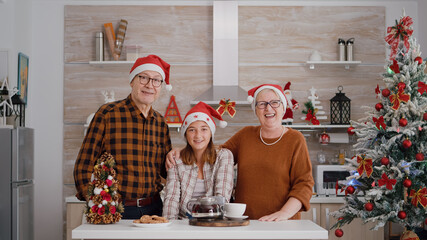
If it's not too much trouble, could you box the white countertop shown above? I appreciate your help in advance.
[72,219,328,239]
[66,195,347,204]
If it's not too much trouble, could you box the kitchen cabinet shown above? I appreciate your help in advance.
[301,203,384,240]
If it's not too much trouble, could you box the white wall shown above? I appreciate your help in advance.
[0,1,423,240]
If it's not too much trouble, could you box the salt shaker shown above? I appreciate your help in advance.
[95,32,104,61]
[338,38,346,61]
[346,38,355,61]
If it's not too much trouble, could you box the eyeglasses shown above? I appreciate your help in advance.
[255,100,282,109]
[137,75,164,87]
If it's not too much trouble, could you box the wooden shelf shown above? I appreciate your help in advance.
[306,61,361,70]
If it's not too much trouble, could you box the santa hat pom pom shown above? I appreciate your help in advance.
[165,84,172,91]
[247,95,254,103]
[219,120,227,128]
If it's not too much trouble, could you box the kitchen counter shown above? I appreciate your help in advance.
[66,195,346,204]
[72,219,328,240]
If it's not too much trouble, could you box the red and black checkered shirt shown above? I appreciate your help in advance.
[73,95,172,201]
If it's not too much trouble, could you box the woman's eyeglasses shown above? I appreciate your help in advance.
[255,100,282,109]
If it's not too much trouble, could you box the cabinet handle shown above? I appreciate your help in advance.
[313,207,317,223]
[325,208,330,230]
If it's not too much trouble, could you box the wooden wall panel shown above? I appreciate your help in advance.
[64,5,212,63]
[239,6,385,63]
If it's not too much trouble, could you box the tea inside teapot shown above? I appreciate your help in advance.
[187,196,223,219]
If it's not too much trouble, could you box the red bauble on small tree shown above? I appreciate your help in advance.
[415,56,423,65]
[335,229,344,238]
[347,126,355,135]
[398,211,407,219]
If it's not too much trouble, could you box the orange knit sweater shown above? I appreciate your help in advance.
[222,126,314,220]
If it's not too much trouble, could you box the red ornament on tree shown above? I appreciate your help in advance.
[375,103,383,111]
[424,112,427,121]
[416,153,425,161]
[398,82,406,90]
[346,186,355,194]
[347,126,355,135]
[335,229,344,238]
[425,218,427,225]
[398,211,407,219]
[415,56,423,65]
[365,202,374,211]
[381,157,390,166]
[403,179,412,188]
[403,139,412,149]
[399,118,408,127]
[382,88,391,97]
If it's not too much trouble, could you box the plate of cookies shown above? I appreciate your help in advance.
[132,215,171,228]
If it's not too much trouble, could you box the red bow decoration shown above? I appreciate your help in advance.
[389,87,410,110]
[373,116,386,130]
[385,16,414,60]
[357,155,373,178]
[389,60,400,74]
[378,173,397,190]
[216,99,236,118]
[375,84,380,98]
[409,187,427,208]
[418,81,427,95]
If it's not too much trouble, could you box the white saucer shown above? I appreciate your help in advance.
[225,215,248,220]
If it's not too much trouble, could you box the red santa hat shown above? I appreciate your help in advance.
[181,101,227,139]
[129,55,172,91]
[247,84,288,112]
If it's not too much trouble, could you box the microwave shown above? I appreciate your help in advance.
[314,165,351,196]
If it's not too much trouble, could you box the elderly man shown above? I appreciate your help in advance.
[74,55,172,219]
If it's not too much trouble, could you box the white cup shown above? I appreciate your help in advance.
[224,203,246,217]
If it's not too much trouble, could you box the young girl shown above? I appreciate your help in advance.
[162,102,234,219]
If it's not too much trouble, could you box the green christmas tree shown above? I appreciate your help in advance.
[331,11,427,239]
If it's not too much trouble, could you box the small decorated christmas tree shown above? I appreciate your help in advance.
[331,11,427,239]
[85,152,124,224]
[301,87,327,125]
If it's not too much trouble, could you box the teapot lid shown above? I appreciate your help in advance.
[200,196,217,205]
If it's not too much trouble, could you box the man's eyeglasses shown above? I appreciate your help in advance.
[138,75,164,87]
[255,100,282,109]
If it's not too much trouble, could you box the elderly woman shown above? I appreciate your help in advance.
[167,84,314,221]
[162,102,234,219]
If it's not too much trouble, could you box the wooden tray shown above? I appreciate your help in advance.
[189,218,250,227]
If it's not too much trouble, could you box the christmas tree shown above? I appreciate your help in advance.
[331,11,427,239]
[85,152,124,224]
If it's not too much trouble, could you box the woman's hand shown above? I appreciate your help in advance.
[166,148,181,170]
[258,210,292,222]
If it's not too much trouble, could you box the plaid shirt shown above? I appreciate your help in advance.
[73,95,172,201]
[162,148,234,219]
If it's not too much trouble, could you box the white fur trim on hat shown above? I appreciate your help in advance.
[129,63,166,83]
[181,112,216,140]
[251,86,288,112]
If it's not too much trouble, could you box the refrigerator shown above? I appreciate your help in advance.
[0,127,34,240]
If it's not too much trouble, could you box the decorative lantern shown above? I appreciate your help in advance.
[330,86,351,124]
[319,131,330,145]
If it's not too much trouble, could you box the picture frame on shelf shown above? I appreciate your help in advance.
[17,52,29,105]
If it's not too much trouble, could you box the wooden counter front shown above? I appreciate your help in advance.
[72,219,328,240]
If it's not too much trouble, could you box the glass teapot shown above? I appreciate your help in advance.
[187,196,223,219]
